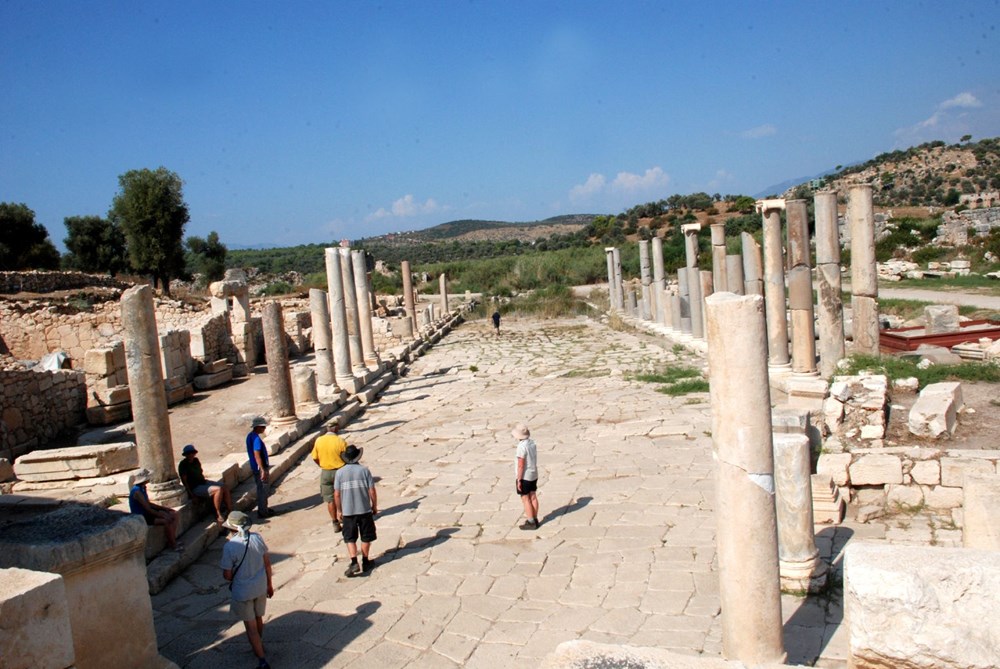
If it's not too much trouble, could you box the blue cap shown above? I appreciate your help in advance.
[182,444,197,456]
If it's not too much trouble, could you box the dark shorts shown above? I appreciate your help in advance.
[191,482,221,498]
[517,478,537,496]
[342,512,377,543]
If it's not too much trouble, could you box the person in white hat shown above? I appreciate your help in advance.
[128,468,182,551]
[221,510,273,669]
[512,423,540,530]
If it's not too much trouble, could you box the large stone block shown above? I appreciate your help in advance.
[908,383,963,438]
[846,542,1000,669]
[849,453,902,485]
[83,347,115,377]
[0,567,75,669]
[941,458,996,487]
[909,459,941,485]
[817,452,852,486]
[13,443,138,482]
[86,402,132,426]
[924,304,960,334]
[964,474,1000,550]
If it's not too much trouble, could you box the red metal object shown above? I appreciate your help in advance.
[880,319,1000,353]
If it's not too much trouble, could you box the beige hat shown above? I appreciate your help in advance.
[223,510,252,531]
[511,424,530,440]
[251,416,268,428]
[130,468,151,486]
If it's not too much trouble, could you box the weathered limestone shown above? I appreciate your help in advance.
[710,223,728,292]
[908,381,964,438]
[325,248,358,393]
[639,240,652,320]
[308,288,336,387]
[0,567,76,669]
[0,506,178,669]
[814,191,846,377]
[725,254,744,294]
[670,293,682,333]
[540,640,790,669]
[786,200,818,376]
[120,285,182,504]
[208,274,254,375]
[758,199,790,369]
[400,260,418,335]
[848,185,880,355]
[13,443,137,482]
[604,248,617,311]
[924,304,960,334]
[963,474,1000,550]
[688,267,704,339]
[741,232,764,296]
[772,433,827,593]
[682,223,701,267]
[262,301,297,425]
[677,269,692,335]
[611,247,624,311]
[339,247,367,375]
[438,271,449,317]
[699,269,714,338]
[845,542,1000,669]
[292,366,319,412]
[352,250,379,367]
[705,292,785,665]
[651,237,667,324]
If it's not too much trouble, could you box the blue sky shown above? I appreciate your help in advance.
[2,1,998,250]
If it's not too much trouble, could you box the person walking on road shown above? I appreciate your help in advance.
[491,309,501,335]
[221,511,274,669]
[311,423,348,532]
[246,416,275,519]
[334,444,378,577]
[513,423,540,530]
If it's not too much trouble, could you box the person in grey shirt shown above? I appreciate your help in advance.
[334,444,378,577]
[513,423,540,530]
[221,511,274,669]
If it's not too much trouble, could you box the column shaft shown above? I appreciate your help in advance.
[324,248,356,389]
[741,232,764,296]
[339,248,367,374]
[308,288,336,387]
[786,200,818,375]
[401,260,417,336]
[762,207,790,367]
[352,251,378,366]
[688,267,703,339]
[725,255,745,294]
[652,237,667,324]
[814,191,846,376]
[439,272,449,315]
[848,185,880,355]
[262,301,296,423]
[711,223,728,293]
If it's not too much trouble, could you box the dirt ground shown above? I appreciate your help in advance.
[883,380,999,451]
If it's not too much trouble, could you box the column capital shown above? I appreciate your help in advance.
[755,198,786,213]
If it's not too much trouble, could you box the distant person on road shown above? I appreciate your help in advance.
[128,468,182,551]
[512,423,540,530]
[492,309,501,334]
[246,416,275,519]
[334,444,378,577]
[311,423,348,532]
[221,510,274,669]
[178,444,233,525]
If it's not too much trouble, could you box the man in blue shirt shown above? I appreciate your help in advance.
[246,417,275,519]
[334,444,378,577]
[128,468,182,551]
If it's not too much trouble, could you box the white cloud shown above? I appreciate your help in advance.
[569,167,670,204]
[368,194,441,220]
[740,124,777,139]
[939,92,981,110]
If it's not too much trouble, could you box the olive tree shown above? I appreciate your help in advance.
[0,202,60,270]
[109,167,189,294]
[63,215,127,274]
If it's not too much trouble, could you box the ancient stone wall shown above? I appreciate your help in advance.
[189,313,235,364]
[937,206,1000,245]
[0,300,121,363]
[0,368,87,460]
[0,270,130,294]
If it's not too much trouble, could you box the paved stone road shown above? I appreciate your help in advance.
[152,313,848,668]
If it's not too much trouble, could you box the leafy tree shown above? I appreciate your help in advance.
[731,195,757,214]
[109,167,189,294]
[63,215,127,274]
[961,134,972,143]
[185,230,227,283]
[0,202,60,270]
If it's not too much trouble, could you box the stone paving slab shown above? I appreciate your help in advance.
[150,312,941,668]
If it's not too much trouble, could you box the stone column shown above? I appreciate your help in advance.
[652,237,667,324]
[705,292,785,665]
[352,250,379,367]
[120,285,182,504]
[759,199,790,369]
[687,267,704,339]
[682,223,701,267]
[849,184,880,355]
[670,292,682,333]
[677,269,692,335]
[262,301,297,425]
[325,248,357,392]
[711,223,728,292]
[611,247,624,310]
[786,199,818,375]
[292,366,320,413]
[626,286,638,316]
[773,433,828,593]
[639,240,652,320]
[741,232,764,296]
[814,191,846,377]
[401,260,418,336]
[604,248,617,310]
[308,289,336,388]
[339,247,367,375]
[700,269,714,338]
[725,255,745,294]
[439,272,449,315]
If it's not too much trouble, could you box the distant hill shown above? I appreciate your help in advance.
[362,214,599,244]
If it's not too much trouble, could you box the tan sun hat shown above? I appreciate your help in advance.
[511,424,530,440]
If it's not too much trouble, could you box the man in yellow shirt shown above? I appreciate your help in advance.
[311,423,348,531]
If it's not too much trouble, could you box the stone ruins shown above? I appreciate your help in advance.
[2,194,1000,668]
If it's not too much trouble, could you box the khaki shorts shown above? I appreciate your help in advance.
[320,468,340,503]
[231,594,267,621]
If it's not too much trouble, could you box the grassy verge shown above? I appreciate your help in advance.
[840,354,1000,389]
[884,275,1000,296]
[630,364,709,396]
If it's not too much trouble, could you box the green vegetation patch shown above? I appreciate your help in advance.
[632,366,702,384]
[657,378,710,396]
[631,364,708,395]
[841,354,1000,389]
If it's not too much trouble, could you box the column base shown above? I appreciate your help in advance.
[779,554,829,594]
[336,375,361,394]
[271,414,299,427]
[146,479,186,507]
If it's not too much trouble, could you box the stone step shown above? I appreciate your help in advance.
[14,443,138,482]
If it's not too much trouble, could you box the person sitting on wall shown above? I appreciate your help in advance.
[178,444,233,525]
[128,468,182,552]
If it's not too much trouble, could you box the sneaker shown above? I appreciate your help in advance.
[332,520,343,532]
[258,660,271,669]
[345,562,361,578]
[362,557,374,572]
[519,521,536,530]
